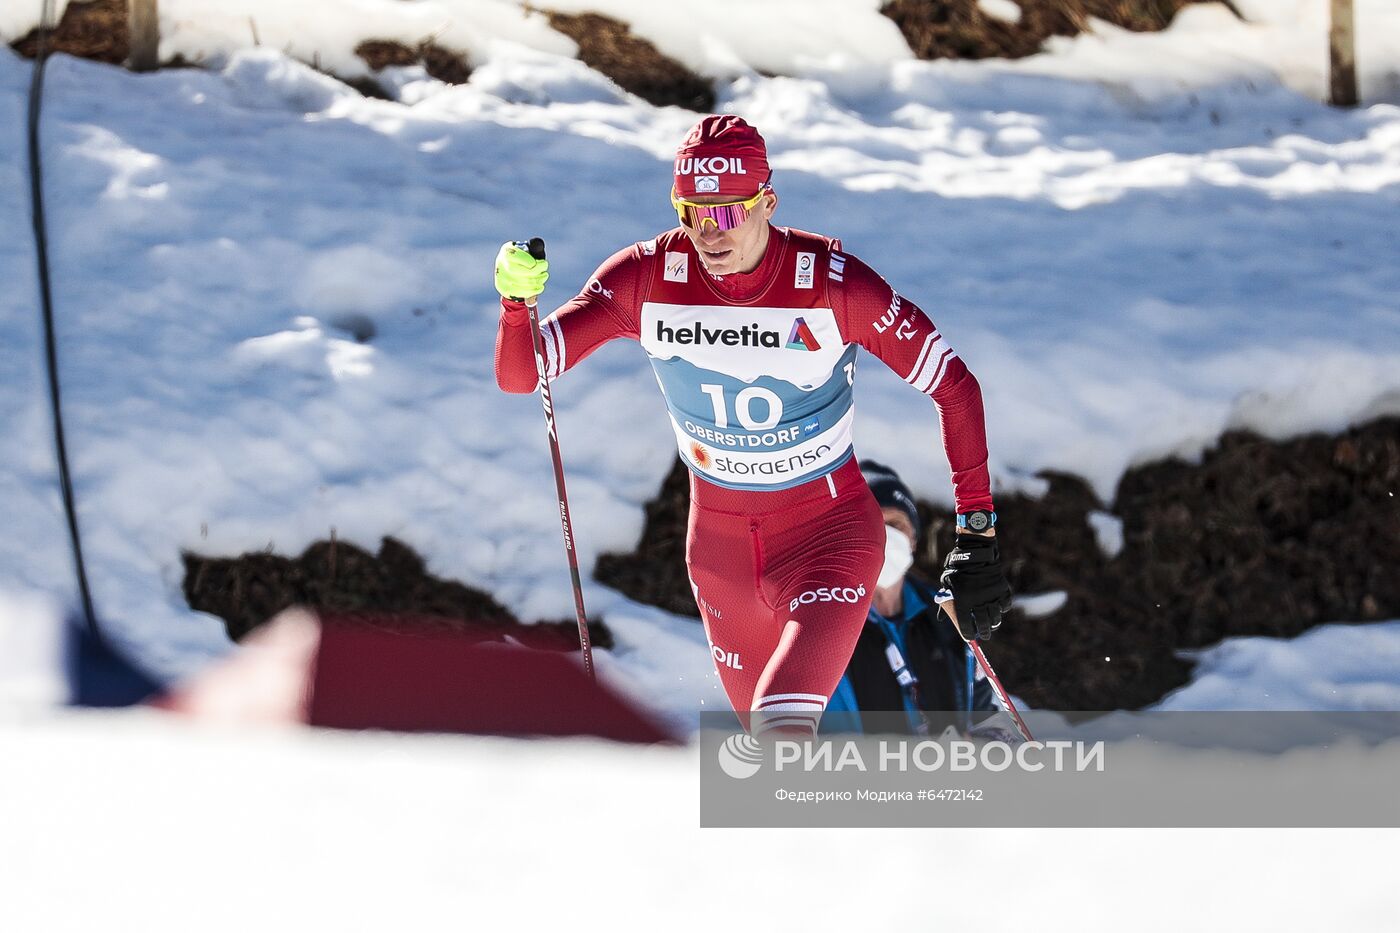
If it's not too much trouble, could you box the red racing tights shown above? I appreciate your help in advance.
[686,457,884,737]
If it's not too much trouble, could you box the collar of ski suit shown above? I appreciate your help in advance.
[701,224,787,302]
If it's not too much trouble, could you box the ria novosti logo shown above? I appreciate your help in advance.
[717,733,765,779]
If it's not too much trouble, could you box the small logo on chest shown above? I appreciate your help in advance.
[795,251,815,289]
[786,317,821,352]
[664,251,688,283]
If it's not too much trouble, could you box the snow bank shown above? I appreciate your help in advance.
[0,0,574,76]
[1003,1,1400,104]
[0,709,1394,929]
[6,1,1400,103]
[157,0,575,77]
[1158,620,1400,711]
[537,0,912,79]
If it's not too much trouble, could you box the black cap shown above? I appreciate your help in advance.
[859,459,921,541]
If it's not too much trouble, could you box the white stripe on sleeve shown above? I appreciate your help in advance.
[541,315,564,379]
[909,333,956,393]
[904,331,938,385]
[548,317,567,377]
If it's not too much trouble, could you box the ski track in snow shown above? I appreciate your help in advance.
[1,4,1398,716]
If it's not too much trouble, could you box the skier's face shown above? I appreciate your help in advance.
[680,188,778,276]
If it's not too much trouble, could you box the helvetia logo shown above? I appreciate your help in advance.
[657,320,781,348]
[653,318,818,351]
[786,317,821,351]
[717,733,764,779]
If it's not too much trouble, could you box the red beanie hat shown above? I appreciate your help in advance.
[673,115,770,200]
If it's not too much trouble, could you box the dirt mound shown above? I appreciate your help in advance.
[10,0,128,63]
[596,418,1400,709]
[184,535,611,652]
[880,0,1232,61]
[542,11,715,111]
[354,39,471,86]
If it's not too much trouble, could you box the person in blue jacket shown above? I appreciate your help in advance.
[823,460,1001,736]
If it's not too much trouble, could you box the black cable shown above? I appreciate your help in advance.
[26,0,102,639]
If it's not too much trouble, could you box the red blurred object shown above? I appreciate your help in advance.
[157,609,674,744]
[308,615,671,742]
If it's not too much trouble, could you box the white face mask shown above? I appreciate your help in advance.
[878,525,914,590]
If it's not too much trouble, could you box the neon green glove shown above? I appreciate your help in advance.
[494,241,549,301]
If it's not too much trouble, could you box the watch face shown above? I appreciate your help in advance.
[967,511,990,532]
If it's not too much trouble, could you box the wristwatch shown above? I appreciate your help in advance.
[956,510,997,533]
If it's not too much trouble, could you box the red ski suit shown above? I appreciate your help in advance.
[497,226,993,734]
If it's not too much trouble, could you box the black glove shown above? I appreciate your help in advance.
[939,533,1012,641]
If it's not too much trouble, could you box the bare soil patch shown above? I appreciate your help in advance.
[10,0,128,63]
[542,10,715,111]
[880,0,1235,61]
[354,39,472,86]
[184,535,612,653]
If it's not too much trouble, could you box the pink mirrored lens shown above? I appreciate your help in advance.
[681,201,750,231]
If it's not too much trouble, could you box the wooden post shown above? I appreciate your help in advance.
[1329,0,1358,107]
[128,0,159,72]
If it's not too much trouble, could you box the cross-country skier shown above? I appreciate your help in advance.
[494,115,1011,737]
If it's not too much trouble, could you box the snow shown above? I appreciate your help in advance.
[978,0,1024,26]
[1087,510,1124,558]
[534,0,914,79]
[1014,589,1067,618]
[157,0,577,78]
[1158,621,1400,711]
[1016,2,1400,104]
[7,1,1400,101]
[0,709,1395,929]
[2,3,1398,717]
[0,590,65,709]
[1,0,578,77]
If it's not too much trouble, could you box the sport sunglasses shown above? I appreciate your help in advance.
[671,185,770,232]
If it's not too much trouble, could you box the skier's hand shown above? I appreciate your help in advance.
[939,533,1011,641]
[494,241,549,302]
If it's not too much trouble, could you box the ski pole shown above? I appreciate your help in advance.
[516,237,595,680]
[967,639,1034,743]
[939,598,1035,743]
[964,650,975,733]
